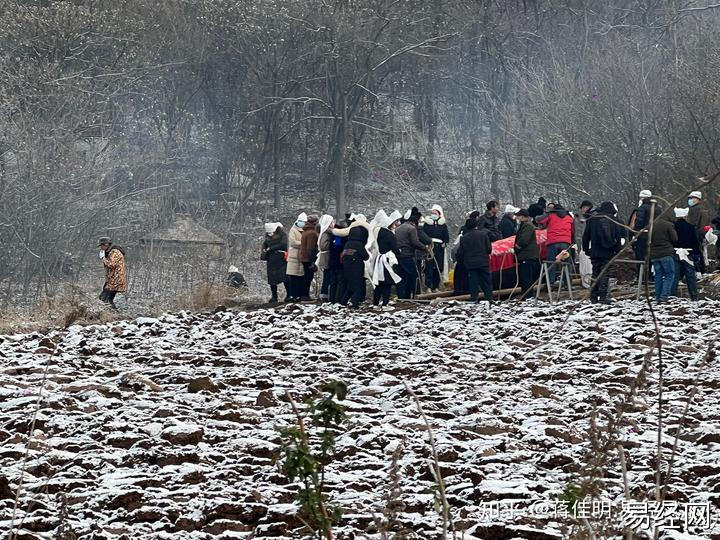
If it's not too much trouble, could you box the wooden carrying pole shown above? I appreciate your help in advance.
[428,278,583,302]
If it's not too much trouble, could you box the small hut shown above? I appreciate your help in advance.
[140,215,226,259]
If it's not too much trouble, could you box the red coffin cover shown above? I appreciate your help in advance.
[490,229,548,273]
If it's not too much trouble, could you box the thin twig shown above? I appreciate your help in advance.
[617,444,632,540]
[404,383,451,539]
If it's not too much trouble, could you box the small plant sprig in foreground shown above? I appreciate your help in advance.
[276,380,348,540]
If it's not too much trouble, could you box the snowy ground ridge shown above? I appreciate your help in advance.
[1,299,719,539]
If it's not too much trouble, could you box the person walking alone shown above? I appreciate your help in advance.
[98,237,127,310]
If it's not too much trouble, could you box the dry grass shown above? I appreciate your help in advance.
[176,281,249,311]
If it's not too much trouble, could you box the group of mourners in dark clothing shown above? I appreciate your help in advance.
[260,189,717,307]
[260,206,451,308]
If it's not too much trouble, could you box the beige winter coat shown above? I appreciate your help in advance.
[286,225,304,276]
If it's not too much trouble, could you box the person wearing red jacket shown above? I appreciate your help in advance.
[536,204,575,284]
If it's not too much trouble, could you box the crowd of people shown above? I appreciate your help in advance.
[90,190,717,311]
[260,190,718,308]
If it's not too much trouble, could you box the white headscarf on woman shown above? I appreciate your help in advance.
[317,215,334,245]
[264,222,282,234]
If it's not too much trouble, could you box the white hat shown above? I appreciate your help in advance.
[504,204,520,214]
[264,222,280,234]
[674,208,689,218]
[639,189,652,199]
[431,204,444,216]
[228,265,239,273]
[372,209,392,229]
[353,213,367,223]
[690,191,703,199]
[388,210,402,224]
[403,209,411,220]
[296,212,308,222]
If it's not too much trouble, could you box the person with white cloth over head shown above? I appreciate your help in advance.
[370,210,402,307]
[315,214,335,301]
[260,223,288,302]
[286,212,307,302]
[423,205,450,292]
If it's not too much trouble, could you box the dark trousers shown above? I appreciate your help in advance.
[546,242,571,284]
[302,262,315,298]
[343,258,366,308]
[671,257,698,299]
[397,256,417,299]
[270,282,289,301]
[425,256,442,291]
[453,261,469,294]
[467,267,492,302]
[590,258,611,300]
[517,259,540,299]
[100,287,118,309]
[320,269,330,297]
[328,267,344,303]
[289,275,304,300]
[373,282,393,306]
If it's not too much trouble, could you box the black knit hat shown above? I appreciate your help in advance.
[514,209,530,217]
[599,201,616,215]
[408,206,422,223]
[464,218,478,230]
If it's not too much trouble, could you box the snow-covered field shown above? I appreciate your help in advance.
[1,300,719,539]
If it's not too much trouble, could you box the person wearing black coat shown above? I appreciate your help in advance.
[455,218,493,303]
[477,201,502,242]
[327,221,349,304]
[423,205,450,291]
[671,209,700,300]
[261,223,289,302]
[633,192,654,261]
[499,213,517,239]
[582,201,624,304]
[528,197,547,224]
[452,210,480,294]
[415,221,433,294]
[373,226,400,306]
[396,209,428,298]
[341,221,371,308]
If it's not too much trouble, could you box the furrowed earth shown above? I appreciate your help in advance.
[1,300,719,539]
